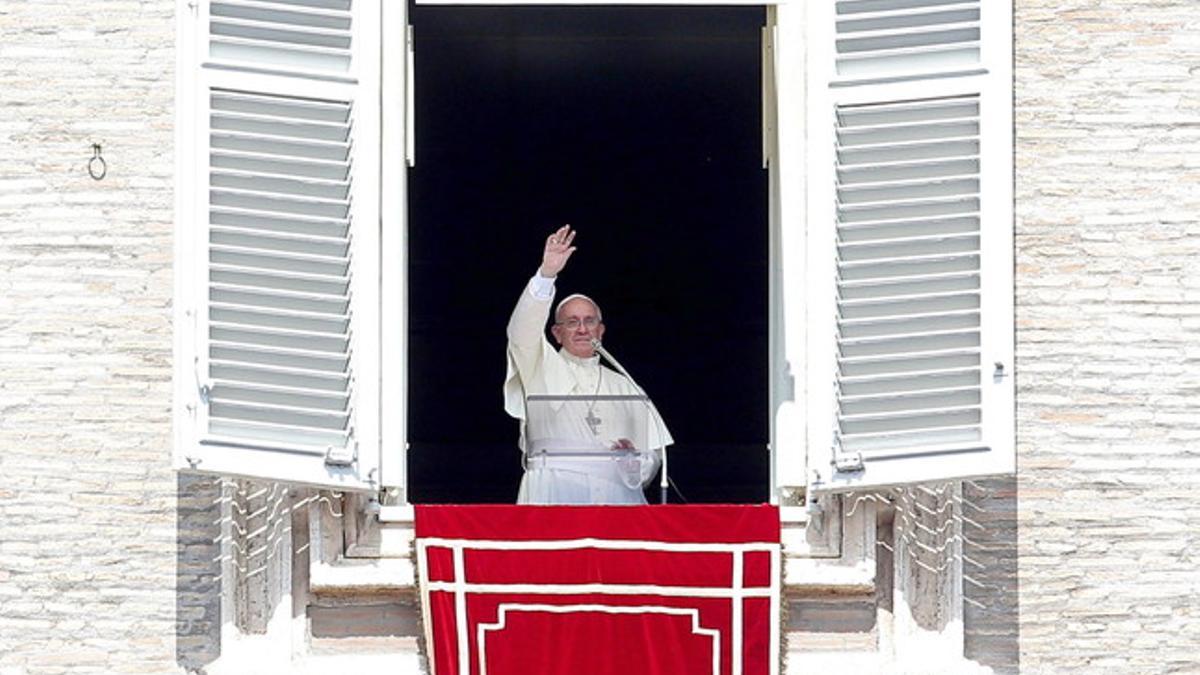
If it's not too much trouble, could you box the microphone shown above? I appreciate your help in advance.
[590,338,670,504]
[589,338,621,375]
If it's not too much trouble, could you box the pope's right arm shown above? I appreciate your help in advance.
[506,226,576,382]
[506,272,555,354]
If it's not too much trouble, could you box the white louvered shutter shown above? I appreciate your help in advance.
[175,0,382,490]
[806,0,1013,492]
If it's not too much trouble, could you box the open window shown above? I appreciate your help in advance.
[404,6,770,504]
[174,0,1014,503]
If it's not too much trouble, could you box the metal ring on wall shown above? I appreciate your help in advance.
[88,143,107,181]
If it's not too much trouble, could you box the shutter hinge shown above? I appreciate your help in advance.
[994,361,1011,381]
[325,441,358,467]
[833,450,864,473]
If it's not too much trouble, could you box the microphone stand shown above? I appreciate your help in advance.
[591,339,669,504]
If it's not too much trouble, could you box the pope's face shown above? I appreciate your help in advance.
[551,297,605,359]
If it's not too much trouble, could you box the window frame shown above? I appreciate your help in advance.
[175,0,1014,503]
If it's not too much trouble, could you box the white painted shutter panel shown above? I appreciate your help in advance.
[175,0,381,490]
[807,0,1013,492]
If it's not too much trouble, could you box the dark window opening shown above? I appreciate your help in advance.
[407,6,769,503]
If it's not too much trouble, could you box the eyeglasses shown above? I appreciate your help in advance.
[556,317,601,330]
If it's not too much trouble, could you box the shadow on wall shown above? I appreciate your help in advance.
[176,473,223,671]
[963,476,1019,674]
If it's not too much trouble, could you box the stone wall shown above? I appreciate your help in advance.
[0,1,183,672]
[1015,0,1200,672]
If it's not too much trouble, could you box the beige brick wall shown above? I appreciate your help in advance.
[0,1,182,672]
[1015,0,1200,672]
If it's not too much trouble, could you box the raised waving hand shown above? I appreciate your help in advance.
[539,225,577,278]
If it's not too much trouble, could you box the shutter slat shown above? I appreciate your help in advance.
[211,381,349,411]
[838,129,978,150]
[211,226,350,258]
[840,158,980,185]
[838,310,979,339]
[840,282,979,306]
[210,243,350,270]
[212,16,353,47]
[209,399,349,431]
[211,337,348,361]
[210,360,348,392]
[839,234,979,263]
[211,224,350,249]
[839,425,981,453]
[210,278,348,303]
[209,188,350,220]
[210,323,349,354]
[837,0,974,17]
[211,207,349,239]
[838,177,979,206]
[211,342,348,371]
[209,303,349,334]
[209,190,350,215]
[839,140,980,170]
[835,45,981,80]
[213,0,352,24]
[212,109,351,140]
[212,90,349,118]
[839,250,978,272]
[211,168,350,198]
[841,386,979,414]
[837,21,979,48]
[210,309,348,340]
[840,349,980,376]
[212,132,350,161]
[210,36,352,67]
[839,329,980,359]
[839,195,979,224]
[210,264,348,295]
[840,406,979,435]
[840,269,979,295]
[840,402,979,425]
[839,216,978,243]
[837,97,979,125]
[839,290,979,319]
[841,362,980,386]
[836,3,979,27]
[212,150,349,181]
[839,369,979,396]
[207,421,348,451]
[210,286,350,315]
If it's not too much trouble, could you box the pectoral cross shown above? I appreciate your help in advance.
[584,409,602,436]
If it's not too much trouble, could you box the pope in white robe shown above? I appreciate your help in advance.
[504,225,673,505]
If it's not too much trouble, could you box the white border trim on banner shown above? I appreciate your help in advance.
[477,604,721,675]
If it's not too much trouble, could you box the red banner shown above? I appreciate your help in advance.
[415,505,781,675]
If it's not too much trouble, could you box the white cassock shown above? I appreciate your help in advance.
[504,273,674,505]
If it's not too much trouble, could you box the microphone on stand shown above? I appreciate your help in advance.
[590,339,670,504]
